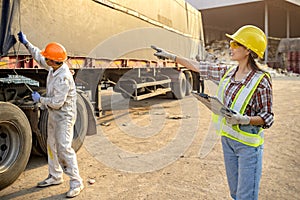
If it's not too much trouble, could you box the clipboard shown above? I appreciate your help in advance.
[192,92,237,116]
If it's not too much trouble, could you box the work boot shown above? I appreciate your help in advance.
[66,184,84,198]
[37,175,63,187]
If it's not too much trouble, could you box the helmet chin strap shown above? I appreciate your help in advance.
[55,61,63,66]
[52,62,63,71]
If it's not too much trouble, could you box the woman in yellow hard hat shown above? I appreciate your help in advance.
[152,25,274,200]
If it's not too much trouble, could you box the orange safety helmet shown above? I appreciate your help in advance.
[226,25,267,59]
[40,42,67,62]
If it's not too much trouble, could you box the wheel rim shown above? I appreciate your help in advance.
[0,121,20,173]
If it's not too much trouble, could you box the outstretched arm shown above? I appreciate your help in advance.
[175,56,200,73]
[151,45,200,72]
[17,31,50,70]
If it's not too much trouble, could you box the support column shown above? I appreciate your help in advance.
[286,10,290,38]
[97,83,102,117]
[264,1,269,64]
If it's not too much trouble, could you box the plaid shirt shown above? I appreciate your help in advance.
[197,62,274,129]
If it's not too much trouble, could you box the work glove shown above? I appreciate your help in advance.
[151,45,176,61]
[31,91,41,103]
[17,31,28,45]
[224,112,250,125]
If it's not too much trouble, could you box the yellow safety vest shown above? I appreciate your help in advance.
[213,67,268,147]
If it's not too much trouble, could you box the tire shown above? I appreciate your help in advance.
[73,94,88,150]
[38,94,88,155]
[166,91,174,99]
[121,91,131,99]
[115,79,135,99]
[77,91,97,136]
[0,102,32,190]
[172,72,186,99]
[37,110,49,154]
[184,71,193,96]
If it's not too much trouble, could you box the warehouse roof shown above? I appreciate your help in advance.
[187,0,300,10]
[186,0,300,39]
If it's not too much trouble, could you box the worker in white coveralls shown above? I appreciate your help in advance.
[152,25,274,200]
[18,32,84,198]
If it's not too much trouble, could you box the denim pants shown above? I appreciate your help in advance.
[221,125,264,200]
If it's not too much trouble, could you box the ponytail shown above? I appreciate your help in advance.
[248,51,265,72]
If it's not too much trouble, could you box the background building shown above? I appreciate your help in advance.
[186,0,300,72]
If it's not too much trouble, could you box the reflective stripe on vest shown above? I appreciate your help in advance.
[222,124,264,146]
[213,67,267,147]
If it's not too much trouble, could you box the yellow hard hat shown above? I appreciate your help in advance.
[41,42,67,62]
[226,25,267,58]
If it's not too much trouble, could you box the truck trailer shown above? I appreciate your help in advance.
[0,0,205,190]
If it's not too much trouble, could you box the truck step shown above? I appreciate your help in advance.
[134,88,171,101]
[134,79,171,89]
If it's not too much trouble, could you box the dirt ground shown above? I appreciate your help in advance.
[0,77,299,200]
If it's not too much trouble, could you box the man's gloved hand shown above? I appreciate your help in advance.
[31,91,41,103]
[17,31,28,45]
[151,45,176,61]
[225,112,250,125]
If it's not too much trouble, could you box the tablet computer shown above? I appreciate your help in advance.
[192,92,237,116]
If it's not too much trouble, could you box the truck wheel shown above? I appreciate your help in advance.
[72,93,88,150]
[121,91,131,99]
[0,102,32,190]
[166,91,174,99]
[172,72,186,99]
[38,94,88,155]
[184,71,193,96]
[116,79,135,99]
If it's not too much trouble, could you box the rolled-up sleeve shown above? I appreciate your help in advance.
[252,75,274,128]
[198,62,228,84]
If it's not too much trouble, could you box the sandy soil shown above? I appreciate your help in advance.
[0,78,299,200]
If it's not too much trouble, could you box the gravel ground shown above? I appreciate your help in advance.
[0,78,299,200]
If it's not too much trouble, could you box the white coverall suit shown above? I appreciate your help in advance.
[26,42,82,188]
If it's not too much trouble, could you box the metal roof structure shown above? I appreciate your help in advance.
[185,0,300,62]
[187,0,300,10]
[186,0,300,40]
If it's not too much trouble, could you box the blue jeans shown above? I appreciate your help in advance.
[221,125,264,200]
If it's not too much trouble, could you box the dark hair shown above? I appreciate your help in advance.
[248,51,264,72]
